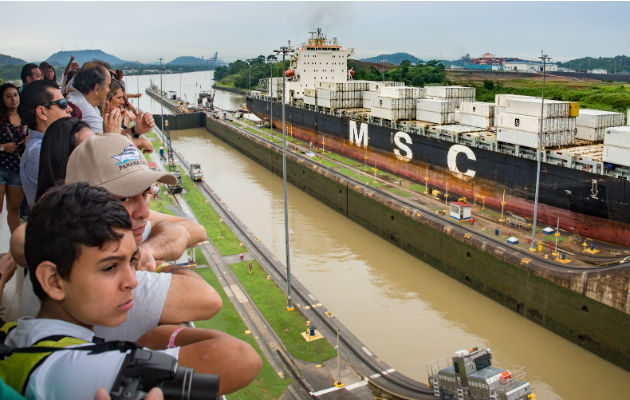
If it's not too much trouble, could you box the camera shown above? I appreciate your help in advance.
[110,348,219,400]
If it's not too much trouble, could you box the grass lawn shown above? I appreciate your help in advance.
[408,183,427,194]
[230,260,337,363]
[338,167,385,187]
[388,187,412,197]
[311,156,338,168]
[179,172,244,256]
[324,152,362,167]
[194,268,290,400]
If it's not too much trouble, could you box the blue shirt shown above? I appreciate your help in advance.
[19,129,44,208]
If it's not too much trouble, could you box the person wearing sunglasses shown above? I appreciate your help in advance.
[17,80,72,208]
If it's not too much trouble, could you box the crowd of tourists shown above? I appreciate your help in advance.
[0,59,262,399]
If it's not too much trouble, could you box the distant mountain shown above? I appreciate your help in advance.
[362,52,423,65]
[46,50,131,67]
[0,53,27,66]
[168,56,209,66]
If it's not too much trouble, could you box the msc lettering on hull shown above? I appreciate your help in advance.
[349,120,477,181]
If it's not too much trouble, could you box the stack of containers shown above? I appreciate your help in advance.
[454,101,495,128]
[495,94,578,148]
[371,86,424,121]
[603,126,630,167]
[575,109,625,141]
[416,86,475,124]
[310,81,369,109]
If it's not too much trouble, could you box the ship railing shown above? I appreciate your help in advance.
[426,356,452,379]
[497,366,528,387]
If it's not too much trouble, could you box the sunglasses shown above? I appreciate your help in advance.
[37,97,69,111]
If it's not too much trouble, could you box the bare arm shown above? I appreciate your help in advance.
[158,265,222,323]
[135,210,206,270]
[9,223,27,267]
[136,325,262,395]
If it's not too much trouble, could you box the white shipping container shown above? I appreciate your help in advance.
[603,145,630,167]
[497,128,574,148]
[497,112,575,134]
[378,86,423,98]
[317,88,331,99]
[371,106,413,121]
[367,81,404,92]
[575,126,606,142]
[304,88,317,97]
[416,98,451,113]
[497,128,540,148]
[576,109,625,129]
[459,101,494,117]
[496,96,571,118]
[416,109,454,124]
[424,85,476,99]
[604,126,630,148]
[456,112,493,129]
[304,95,316,106]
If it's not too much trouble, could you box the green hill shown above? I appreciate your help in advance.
[46,50,130,67]
[0,53,27,66]
[362,52,423,65]
[557,55,629,73]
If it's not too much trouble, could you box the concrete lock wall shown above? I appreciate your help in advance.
[205,116,630,369]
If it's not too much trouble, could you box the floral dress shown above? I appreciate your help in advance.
[0,121,28,173]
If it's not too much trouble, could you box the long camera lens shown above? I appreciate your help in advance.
[160,366,219,400]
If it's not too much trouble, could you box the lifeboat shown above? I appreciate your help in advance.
[285,69,295,77]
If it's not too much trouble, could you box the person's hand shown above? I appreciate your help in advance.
[94,387,164,400]
[103,105,123,134]
[2,142,18,153]
[0,253,17,286]
[134,245,157,271]
[135,112,155,134]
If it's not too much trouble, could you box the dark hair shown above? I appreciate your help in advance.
[36,117,90,202]
[0,83,19,124]
[18,80,58,130]
[39,61,58,85]
[21,63,39,84]
[73,61,109,94]
[25,182,132,300]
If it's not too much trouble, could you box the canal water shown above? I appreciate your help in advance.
[133,71,629,399]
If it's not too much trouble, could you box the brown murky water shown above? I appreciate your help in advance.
[169,124,628,399]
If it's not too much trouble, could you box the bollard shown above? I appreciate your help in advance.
[538,242,543,252]
[470,218,475,225]
[561,252,566,260]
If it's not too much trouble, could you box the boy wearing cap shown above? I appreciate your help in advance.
[13,135,221,342]
[1,183,261,399]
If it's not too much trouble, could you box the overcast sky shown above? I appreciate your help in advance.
[1,1,628,64]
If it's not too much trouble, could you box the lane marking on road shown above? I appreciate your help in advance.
[309,378,369,396]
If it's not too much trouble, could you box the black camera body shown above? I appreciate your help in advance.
[110,348,219,400]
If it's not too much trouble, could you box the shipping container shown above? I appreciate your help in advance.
[575,126,606,142]
[576,109,625,129]
[378,86,423,98]
[497,112,576,134]
[497,127,574,148]
[495,94,571,118]
[424,85,476,99]
[604,126,630,148]
[416,109,455,124]
[416,98,451,113]
[458,101,495,117]
[603,145,630,167]
[455,112,494,129]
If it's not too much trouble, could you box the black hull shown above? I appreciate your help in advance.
[247,97,630,246]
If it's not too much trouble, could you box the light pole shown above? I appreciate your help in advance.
[274,43,293,311]
[247,59,252,91]
[529,51,550,251]
[179,67,182,100]
[380,57,386,82]
[269,56,274,139]
[159,57,164,133]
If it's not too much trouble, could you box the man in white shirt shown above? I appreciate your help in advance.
[65,61,110,133]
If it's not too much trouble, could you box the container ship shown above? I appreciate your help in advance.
[246,29,630,246]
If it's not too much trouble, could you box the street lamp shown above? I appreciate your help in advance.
[159,57,164,133]
[274,42,294,311]
[179,67,182,100]
[380,57,386,82]
[247,58,252,91]
[269,55,274,139]
[529,51,550,251]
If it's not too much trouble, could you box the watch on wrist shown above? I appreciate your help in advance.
[131,126,140,139]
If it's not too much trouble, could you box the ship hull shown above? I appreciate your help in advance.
[248,97,630,246]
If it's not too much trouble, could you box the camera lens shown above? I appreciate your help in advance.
[160,366,219,400]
